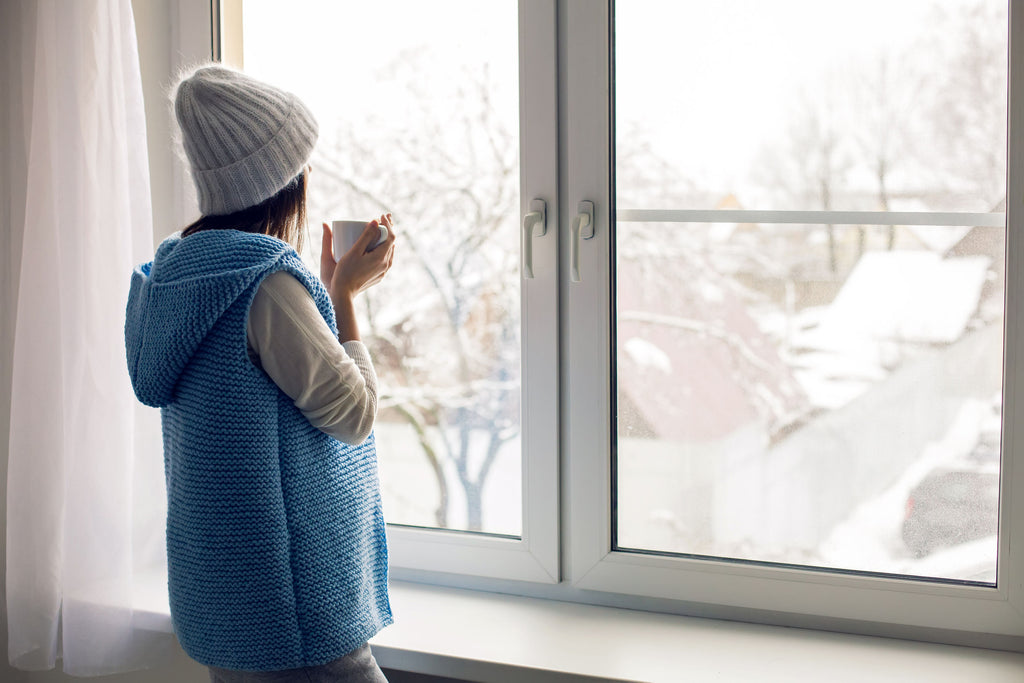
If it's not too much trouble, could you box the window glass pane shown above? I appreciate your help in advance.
[240,0,522,536]
[615,0,1007,214]
[614,0,1005,583]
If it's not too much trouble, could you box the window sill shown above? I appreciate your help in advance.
[133,575,1024,682]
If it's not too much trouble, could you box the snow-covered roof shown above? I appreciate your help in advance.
[616,247,807,442]
[800,251,990,347]
[905,225,973,254]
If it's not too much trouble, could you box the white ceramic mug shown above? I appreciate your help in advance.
[331,219,388,262]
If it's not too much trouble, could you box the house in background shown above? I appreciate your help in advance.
[615,191,1003,570]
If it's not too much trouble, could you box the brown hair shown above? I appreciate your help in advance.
[181,168,308,251]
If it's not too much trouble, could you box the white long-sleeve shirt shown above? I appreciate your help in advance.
[246,271,377,444]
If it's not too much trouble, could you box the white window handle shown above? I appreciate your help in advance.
[522,199,547,279]
[570,200,595,283]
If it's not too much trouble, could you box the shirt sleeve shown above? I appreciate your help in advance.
[247,270,378,445]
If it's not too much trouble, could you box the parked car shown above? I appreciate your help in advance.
[902,436,1000,558]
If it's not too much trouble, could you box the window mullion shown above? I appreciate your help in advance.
[563,0,616,582]
[618,209,1005,228]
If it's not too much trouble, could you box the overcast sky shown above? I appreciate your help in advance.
[242,0,999,198]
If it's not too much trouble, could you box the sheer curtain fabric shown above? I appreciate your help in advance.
[5,0,169,675]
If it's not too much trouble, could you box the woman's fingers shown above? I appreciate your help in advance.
[319,223,335,282]
[329,216,397,297]
[352,219,383,254]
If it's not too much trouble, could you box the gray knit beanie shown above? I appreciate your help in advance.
[173,64,318,215]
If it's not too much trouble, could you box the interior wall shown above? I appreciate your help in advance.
[138,0,177,244]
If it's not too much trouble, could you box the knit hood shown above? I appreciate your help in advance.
[125,230,293,408]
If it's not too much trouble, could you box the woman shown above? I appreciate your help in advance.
[125,64,395,682]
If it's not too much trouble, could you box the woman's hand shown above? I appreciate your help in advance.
[319,214,396,302]
[319,215,396,342]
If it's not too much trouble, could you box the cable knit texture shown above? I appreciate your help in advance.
[173,64,318,215]
[125,229,391,671]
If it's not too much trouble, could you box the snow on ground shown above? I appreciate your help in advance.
[374,421,522,536]
[816,399,996,581]
[623,336,673,374]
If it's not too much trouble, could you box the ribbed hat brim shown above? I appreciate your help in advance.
[174,64,319,216]
[192,96,318,215]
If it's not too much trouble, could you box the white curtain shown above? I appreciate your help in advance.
[5,0,170,675]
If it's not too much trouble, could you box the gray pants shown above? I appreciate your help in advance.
[207,644,387,683]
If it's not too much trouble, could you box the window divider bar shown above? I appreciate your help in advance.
[617,209,1006,228]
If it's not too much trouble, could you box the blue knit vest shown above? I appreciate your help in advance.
[125,230,391,671]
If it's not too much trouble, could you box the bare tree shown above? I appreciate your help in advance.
[853,54,924,249]
[921,1,1007,210]
[755,87,854,276]
[307,48,520,532]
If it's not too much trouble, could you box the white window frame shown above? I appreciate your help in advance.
[206,0,561,585]
[383,0,560,585]
[565,0,1024,647]
[169,0,1024,650]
